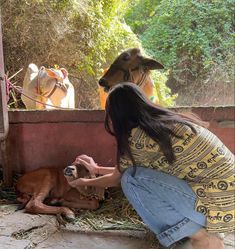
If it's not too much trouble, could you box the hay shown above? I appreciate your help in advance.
[0,169,18,204]
[69,188,159,247]
[0,169,145,232]
[73,188,146,232]
[0,168,153,236]
[0,171,159,246]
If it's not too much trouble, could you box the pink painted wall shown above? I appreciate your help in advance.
[2,107,234,185]
[175,107,235,153]
[5,110,116,174]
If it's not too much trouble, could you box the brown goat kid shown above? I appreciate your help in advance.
[16,164,104,221]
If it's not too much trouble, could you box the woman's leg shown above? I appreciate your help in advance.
[121,166,207,247]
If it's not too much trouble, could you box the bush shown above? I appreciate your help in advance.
[125,0,235,106]
[2,0,176,108]
[1,0,140,109]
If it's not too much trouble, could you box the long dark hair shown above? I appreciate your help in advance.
[104,83,208,173]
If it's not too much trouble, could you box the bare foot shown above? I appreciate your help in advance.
[190,229,224,249]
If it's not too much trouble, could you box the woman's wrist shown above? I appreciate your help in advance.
[76,177,88,186]
[94,166,116,175]
[95,165,100,175]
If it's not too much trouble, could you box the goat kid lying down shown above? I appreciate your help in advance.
[16,164,105,223]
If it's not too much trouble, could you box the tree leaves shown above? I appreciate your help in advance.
[125,0,234,105]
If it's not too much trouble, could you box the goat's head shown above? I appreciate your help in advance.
[64,164,89,180]
[64,164,104,200]
[99,48,164,92]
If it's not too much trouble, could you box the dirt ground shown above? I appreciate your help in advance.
[0,204,234,249]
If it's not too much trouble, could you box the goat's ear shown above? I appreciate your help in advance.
[45,69,56,78]
[142,58,164,70]
[60,68,68,78]
[28,63,39,73]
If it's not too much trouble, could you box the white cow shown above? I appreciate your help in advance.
[21,64,75,109]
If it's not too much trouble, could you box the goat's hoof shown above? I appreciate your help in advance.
[65,213,76,222]
[56,214,67,227]
[90,199,100,210]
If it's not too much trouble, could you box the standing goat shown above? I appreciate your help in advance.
[98,48,164,108]
[21,63,75,109]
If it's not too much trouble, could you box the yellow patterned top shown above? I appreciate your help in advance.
[120,123,235,233]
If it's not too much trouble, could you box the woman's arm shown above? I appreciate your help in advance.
[74,155,115,175]
[69,154,121,188]
[68,166,121,188]
[96,166,115,175]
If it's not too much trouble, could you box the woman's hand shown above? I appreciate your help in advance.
[67,179,80,188]
[67,164,121,188]
[75,155,99,175]
[67,178,85,188]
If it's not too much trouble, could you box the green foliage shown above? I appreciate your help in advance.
[125,0,161,34]
[72,0,140,75]
[125,0,177,106]
[2,0,140,108]
[151,71,177,107]
[2,0,175,108]
[125,0,235,105]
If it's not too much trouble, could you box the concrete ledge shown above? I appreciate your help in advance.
[173,106,234,121]
[8,106,235,123]
[8,109,106,123]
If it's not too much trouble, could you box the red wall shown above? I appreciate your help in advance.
[176,106,235,153]
[5,110,116,173]
[2,107,234,185]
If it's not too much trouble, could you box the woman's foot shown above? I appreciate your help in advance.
[190,229,224,249]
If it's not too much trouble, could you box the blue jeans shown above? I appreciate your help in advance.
[121,167,206,247]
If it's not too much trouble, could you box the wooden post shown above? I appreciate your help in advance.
[0,11,10,185]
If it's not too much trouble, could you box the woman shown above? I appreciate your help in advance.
[68,83,234,249]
